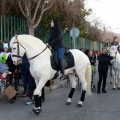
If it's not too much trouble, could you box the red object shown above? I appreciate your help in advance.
[0,75,6,81]
[22,93,28,97]
[0,71,18,81]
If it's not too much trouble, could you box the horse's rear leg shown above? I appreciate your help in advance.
[66,74,77,105]
[77,73,87,107]
[117,71,120,90]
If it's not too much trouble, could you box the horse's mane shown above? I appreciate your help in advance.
[10,34,46,50]
[20,35,44,46]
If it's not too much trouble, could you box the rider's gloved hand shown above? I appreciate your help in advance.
[46,43,52,49]
[46,43,49,46]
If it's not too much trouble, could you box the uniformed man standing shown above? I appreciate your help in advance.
[97,48,114,94]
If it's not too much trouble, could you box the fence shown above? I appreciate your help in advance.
[63,32,106,50]
[0,15,106,50]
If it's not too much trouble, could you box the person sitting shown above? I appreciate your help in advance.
[46,19,65,80]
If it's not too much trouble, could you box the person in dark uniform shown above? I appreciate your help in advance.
[26,66,45,105]
[26,66,36,105]
[46,19,65,80]
[97,48,114,94]
[20,53,29,97]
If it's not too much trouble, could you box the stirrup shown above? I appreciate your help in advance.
[60,74,66,80]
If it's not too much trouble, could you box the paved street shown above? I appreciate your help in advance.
[0,71,120,120]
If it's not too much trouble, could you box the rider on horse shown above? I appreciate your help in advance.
[46,19,65,80]
[111,37,120,53]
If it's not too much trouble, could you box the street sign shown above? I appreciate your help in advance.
[70,27,80,49]
[70,27,80,38]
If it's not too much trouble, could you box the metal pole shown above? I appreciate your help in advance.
[13,17,17,35]
[7,16,10,42]
[11,16,13,37]
[4,15,6,42]
[73,37,75,49]
[73,28,75,49]
[0,15,3,42]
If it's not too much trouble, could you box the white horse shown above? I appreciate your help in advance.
[10,35,91,115]
[109,45,120,89]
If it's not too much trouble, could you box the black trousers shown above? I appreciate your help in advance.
[8,72,19,91]
[97,70,108,91]
[28,86,45,101]
[28,86,36,100]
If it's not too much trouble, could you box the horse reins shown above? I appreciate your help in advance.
[12,39,48,64]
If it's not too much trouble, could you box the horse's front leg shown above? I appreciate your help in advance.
[32,78,47,115]
[109,67,113,84]
[112,69,116,90]
[117,71,120,90]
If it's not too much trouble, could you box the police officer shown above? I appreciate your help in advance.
[97,48,114,94]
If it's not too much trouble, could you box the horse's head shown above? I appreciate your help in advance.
[109,45,118,64]
[10,35,26,65]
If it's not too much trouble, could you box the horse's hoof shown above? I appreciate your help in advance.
[117,87,120,90]
[113,88,116,90]
[66,102,71,105]
[32,109,42,115]
[92,86,96,92]
[77,104,82,107]
[41,98,45,103]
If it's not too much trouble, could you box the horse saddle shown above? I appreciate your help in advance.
[50,49,75,71]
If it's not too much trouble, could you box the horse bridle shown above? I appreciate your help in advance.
[12,40,48,63]
[12,41,26,59]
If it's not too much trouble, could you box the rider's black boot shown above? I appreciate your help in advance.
[60,59,66,80]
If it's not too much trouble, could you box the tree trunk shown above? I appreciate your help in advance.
[28,26,35,36]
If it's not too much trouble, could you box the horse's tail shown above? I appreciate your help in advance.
[85,62,91,96]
